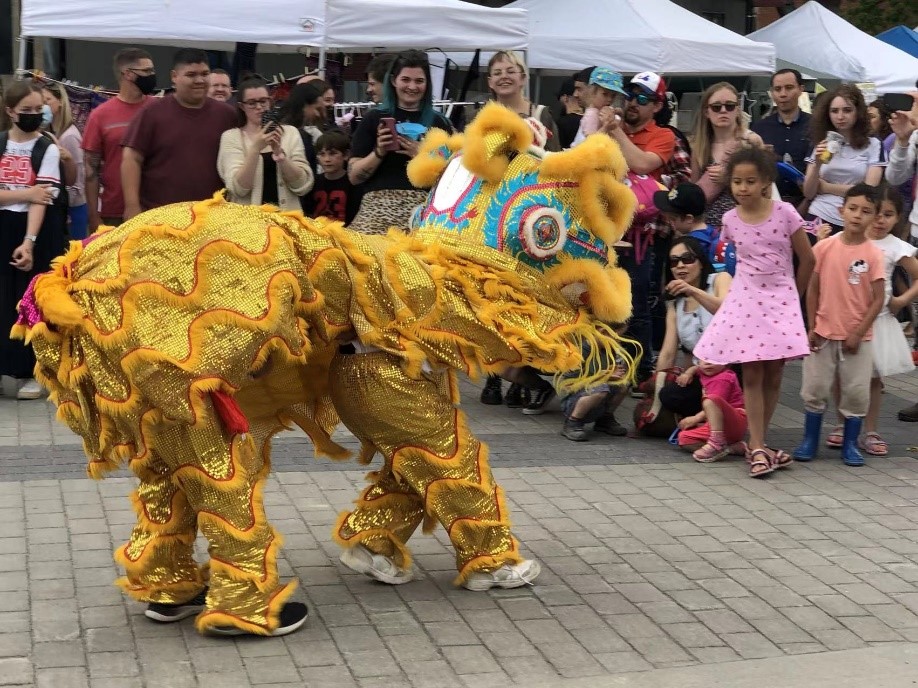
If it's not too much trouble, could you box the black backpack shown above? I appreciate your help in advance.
[0,131,69,210]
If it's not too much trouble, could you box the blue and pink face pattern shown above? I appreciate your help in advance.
[411,148,611,271]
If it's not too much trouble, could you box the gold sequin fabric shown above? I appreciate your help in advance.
[331,352,520,581]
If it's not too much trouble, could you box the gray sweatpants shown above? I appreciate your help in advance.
[800,339,874,418]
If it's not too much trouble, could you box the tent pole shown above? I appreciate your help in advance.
[318,45,326,78]
[16,35,28,78]
[533,68,541,104]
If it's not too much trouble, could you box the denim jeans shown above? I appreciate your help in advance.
[618,248,654,380]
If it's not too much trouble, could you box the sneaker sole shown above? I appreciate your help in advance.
[463,561,541,592]
[144,605,204,623]
[209,609,309,637]
[521,408,548,415]
[339,549,414,585]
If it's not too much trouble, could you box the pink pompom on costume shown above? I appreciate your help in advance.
[693,201,810,364]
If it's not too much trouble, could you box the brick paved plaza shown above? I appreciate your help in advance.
[1,362,918,687]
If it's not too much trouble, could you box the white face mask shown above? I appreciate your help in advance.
[41,104,53,126]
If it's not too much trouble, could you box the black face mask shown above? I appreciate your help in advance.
[15,113,43,133]
[133,74,158,95]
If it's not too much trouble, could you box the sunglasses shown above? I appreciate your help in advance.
[708,101,738,113]
[668,253,698,268]
[624,91,656,106]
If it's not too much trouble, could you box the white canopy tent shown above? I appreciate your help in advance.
[487,0,776,75]
[748,2,918,93]
[18,0,528,70]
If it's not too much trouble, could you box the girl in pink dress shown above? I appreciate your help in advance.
[693,147,815,477]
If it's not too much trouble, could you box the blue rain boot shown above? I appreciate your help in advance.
[793,411,823,462]
[841,416,865,467]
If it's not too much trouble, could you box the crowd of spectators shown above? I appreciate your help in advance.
[1,44,917,457]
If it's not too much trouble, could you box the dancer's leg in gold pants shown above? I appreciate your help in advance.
[115,420,296,635]
[330,351,523,583]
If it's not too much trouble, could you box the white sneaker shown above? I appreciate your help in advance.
[16,379,44,400]
[339,544,415,585]
[463,559,541,591]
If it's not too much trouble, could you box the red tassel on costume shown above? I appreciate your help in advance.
[210,390,250,435]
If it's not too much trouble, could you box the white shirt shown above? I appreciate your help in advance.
[0,136,61,213]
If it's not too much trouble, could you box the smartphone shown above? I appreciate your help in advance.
[261,108,281,131]
[380,117,400,151]
[883,93,915,113]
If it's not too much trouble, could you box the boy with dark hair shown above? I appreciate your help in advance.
[303,131,361,224]
[122,48,236,217]
[794,183,886,466]
[653,182,736,275]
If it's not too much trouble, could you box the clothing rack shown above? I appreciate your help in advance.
[334,100,485,120]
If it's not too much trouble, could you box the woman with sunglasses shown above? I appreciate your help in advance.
[217,77,313,211]
[802,84,885,234]
[690,83,763,229]
[646,238,732,432]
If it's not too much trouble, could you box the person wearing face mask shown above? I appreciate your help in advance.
[82,48,157,230]
[42,84,86,238]
[0,81,64,400]
[121,48,237,219]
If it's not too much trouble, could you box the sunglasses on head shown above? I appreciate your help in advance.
[708,101,738,113]
[668,252,698,268]
[624,91,656,106]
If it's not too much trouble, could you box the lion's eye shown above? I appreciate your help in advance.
[518,208,567,260]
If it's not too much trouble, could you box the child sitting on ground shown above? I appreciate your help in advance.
[677,359,748,463]
[653,182,736,275]
[302,131,362,225]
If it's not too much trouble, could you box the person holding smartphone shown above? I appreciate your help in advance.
[217,77,313,211]
[347,49,452,235]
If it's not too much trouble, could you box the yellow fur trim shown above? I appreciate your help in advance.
[541,133,628,181]
[195,579,297,636]
[406,128,455,188]
[206,526,284,593]
[333,511,415,570]
[461,103,533,182]
[115,577,206,603]
[543,258,633,324]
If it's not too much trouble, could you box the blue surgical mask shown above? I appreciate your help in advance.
[41,104,53,127]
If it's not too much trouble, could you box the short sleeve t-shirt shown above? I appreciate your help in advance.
[121,95,237,210]
[699,368,744,409]
[812,236,885,340]
[721,201,803,277]
[625,120,676,181]
[872,234,917,304]
[0,137,61,213]
[350,107,452,193]
[304,173,362,224]
[807,137,886,226]
[82,96,152,216]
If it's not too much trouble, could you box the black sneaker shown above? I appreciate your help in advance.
[522,385,555,415]
[594,413,628,437]
[145,588,208,623]
[561,418,588,441]
[504,383,530,408]
[209,601,309,637]
[479,375,503,405]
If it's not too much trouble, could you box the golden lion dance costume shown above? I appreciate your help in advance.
[12,104,636,634]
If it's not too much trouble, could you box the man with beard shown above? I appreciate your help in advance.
[121,48,236,219]
[600,71,675,182]
[82,48,157,230]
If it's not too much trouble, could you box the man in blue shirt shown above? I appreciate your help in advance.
[752,69,812,204]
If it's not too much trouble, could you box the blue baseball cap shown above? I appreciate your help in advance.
[589,67,626,96]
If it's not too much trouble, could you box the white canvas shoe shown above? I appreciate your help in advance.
[463,559,541,591]
[16,379,44,400]
[339,544,415,585]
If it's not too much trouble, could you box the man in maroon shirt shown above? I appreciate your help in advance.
[121,48,236,218]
